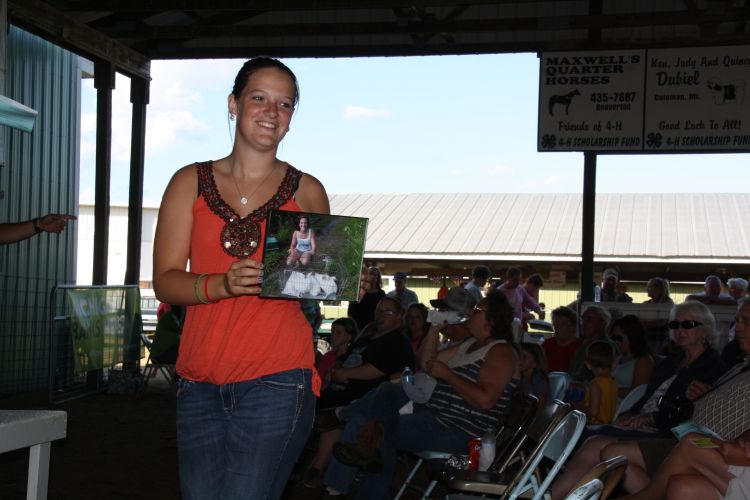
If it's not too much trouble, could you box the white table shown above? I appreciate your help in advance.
[0,410,67,500]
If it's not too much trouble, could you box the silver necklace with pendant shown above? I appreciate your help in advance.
[232,164,277,206]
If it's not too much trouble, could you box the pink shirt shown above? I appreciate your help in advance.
[498,283,541,320]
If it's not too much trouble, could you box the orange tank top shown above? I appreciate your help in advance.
[176,161,320,394]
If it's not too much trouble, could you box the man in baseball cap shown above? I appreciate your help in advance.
[600,267,633,303]
[386,271,419,309]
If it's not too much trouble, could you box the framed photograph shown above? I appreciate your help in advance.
[260,209,369,302]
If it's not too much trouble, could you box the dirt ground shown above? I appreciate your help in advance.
[0,377,428,500]
[1,379,181,500]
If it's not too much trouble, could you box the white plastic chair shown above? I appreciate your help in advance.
[548,371,571,402]
[513,409,587,499]
[613,384,648,421]
[446,407,587,500]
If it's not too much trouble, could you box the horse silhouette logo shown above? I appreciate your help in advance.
[707,79,745,105]
[548,90,581,116]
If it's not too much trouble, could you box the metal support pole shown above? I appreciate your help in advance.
[92,60,114,286]
[124,76,149,287]
[581,152,597,302]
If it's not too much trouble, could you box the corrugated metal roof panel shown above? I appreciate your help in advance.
[329,193,750,261]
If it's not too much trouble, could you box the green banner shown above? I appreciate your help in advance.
[67,287,140,373]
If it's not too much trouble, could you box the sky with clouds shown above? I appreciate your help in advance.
[79,53,748,207]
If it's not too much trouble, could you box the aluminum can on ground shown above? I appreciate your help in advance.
[468,437,481,470]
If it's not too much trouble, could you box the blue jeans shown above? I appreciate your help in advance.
[176,368,315,500]
[324,382,470,500]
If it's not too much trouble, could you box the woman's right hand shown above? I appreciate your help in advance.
[614,413,633,427]
[686,380,712,401]
[616,413,652,429]
[719,436,750,466]
[222,258,264,296]
[428,322,443,335]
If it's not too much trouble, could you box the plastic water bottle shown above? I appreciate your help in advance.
[512,318,522,343]
[478,430,496,472]
[401,366,414,385]
[594,285,601,302]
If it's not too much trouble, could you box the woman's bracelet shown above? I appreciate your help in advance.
[203,273,215,302]
[193,273,212,304]
[32,218,43,233]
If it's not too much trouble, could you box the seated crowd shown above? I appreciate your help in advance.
[290,268,750,499]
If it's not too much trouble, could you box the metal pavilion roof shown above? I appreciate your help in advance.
[329,193,750,263]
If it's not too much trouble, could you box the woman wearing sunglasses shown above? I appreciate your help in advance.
[551,300,727,500]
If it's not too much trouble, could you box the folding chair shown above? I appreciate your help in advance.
[564,479,603,500]
[445,407,586,500]
[491,399,570,476]
[548,372,571,402]
[393,392,539,500]
[613,384,647,421]
[140,305,183,387]
[489,393,540,473]
[564,455,627,500]
[393,449,453,500]
[434,399,569,497]
[141,330,177,386]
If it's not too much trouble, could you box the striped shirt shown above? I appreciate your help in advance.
[426,338,519,438]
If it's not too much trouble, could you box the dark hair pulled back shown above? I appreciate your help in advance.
[231,57,299,108]
[484,289,516,343]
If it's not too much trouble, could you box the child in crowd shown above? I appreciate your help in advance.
[316,317,357,390]
[578,341,618,424]
[519,342,550,409]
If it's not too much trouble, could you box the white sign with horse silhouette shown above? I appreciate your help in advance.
[538,49,646,151]
[538,46,750,152]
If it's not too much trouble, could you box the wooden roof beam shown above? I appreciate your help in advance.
[103,8,750,42]
[8,0,150,80]
[47,0,579,14]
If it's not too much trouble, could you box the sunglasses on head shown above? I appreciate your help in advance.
[668,320,703,330]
